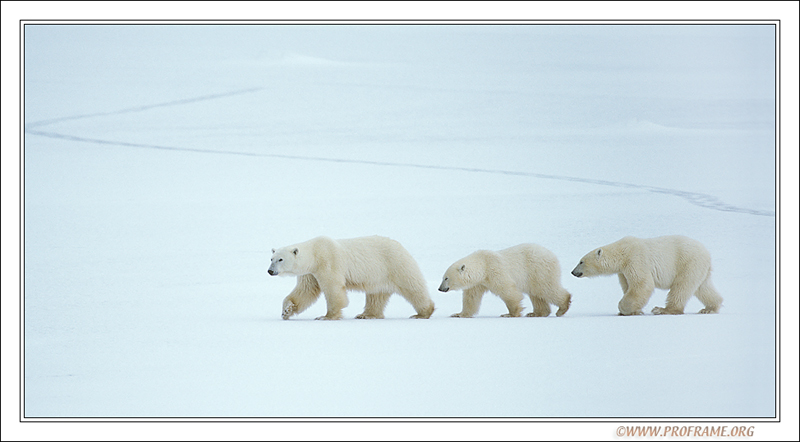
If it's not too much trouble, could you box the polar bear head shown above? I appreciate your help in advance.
[571,248,608,278]
[268,246,310,276]
[438,255,484,292]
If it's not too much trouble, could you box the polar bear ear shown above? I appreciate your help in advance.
[596,248,603,257]
[459,264,466,272]
[271,248,276,254]
[292,248,299,256]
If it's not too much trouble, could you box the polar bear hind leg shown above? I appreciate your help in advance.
[652,275,701,315]
[696,277,722,314]
[400,287,435,319]
[555,291,572,317]
[357,292,391,319]
[526,296,551,317]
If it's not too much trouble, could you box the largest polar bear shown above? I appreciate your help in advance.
[268,235,435,320]
[571,235,723,315]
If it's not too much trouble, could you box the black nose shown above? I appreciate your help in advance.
[571,270,582,277]
[438,287,449,292]
[268,269,276,276]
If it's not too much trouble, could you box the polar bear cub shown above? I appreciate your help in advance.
[571,235,723,315]
[438,243,572,318]
[268,235,435,320]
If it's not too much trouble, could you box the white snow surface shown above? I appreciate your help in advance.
[22,24,778,419]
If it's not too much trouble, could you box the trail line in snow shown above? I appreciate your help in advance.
[25,129,775,218]
[24,87,265,129]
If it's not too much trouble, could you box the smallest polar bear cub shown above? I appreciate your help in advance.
[438,243,572,318]
[268,235,435,320]
[571,235,723,316]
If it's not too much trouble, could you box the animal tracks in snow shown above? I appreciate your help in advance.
[25,88,775,218]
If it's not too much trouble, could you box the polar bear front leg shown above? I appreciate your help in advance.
[281,274,322,320]
[618,295,646,316]
[315,278,348,320]
[498,290,524,317]
[282,298,297,320]
[451,286,486,318]
[617,274,653,316]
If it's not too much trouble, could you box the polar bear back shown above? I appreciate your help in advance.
[611,235,712,289]
[314,235,426,293]
[496,243,562,292]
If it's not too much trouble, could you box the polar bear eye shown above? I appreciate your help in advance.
[278,258,283,262]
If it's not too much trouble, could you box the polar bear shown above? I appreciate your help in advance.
[570,235,723,316]
[438,243,572,318]
[268,235,435,320]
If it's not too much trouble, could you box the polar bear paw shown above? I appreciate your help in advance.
[450,312,473,318]
[315,313,342,320]
[525,311,548,318]
[652,306,683,315]
[281,302,296,320]
[355,313,383,319]
[699,307,719,314]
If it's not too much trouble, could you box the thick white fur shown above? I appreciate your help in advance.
[268,235,434,320]
[438,243,572,318]
[571,235,723,316]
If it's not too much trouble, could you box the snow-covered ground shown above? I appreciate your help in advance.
[13,18,794,434]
